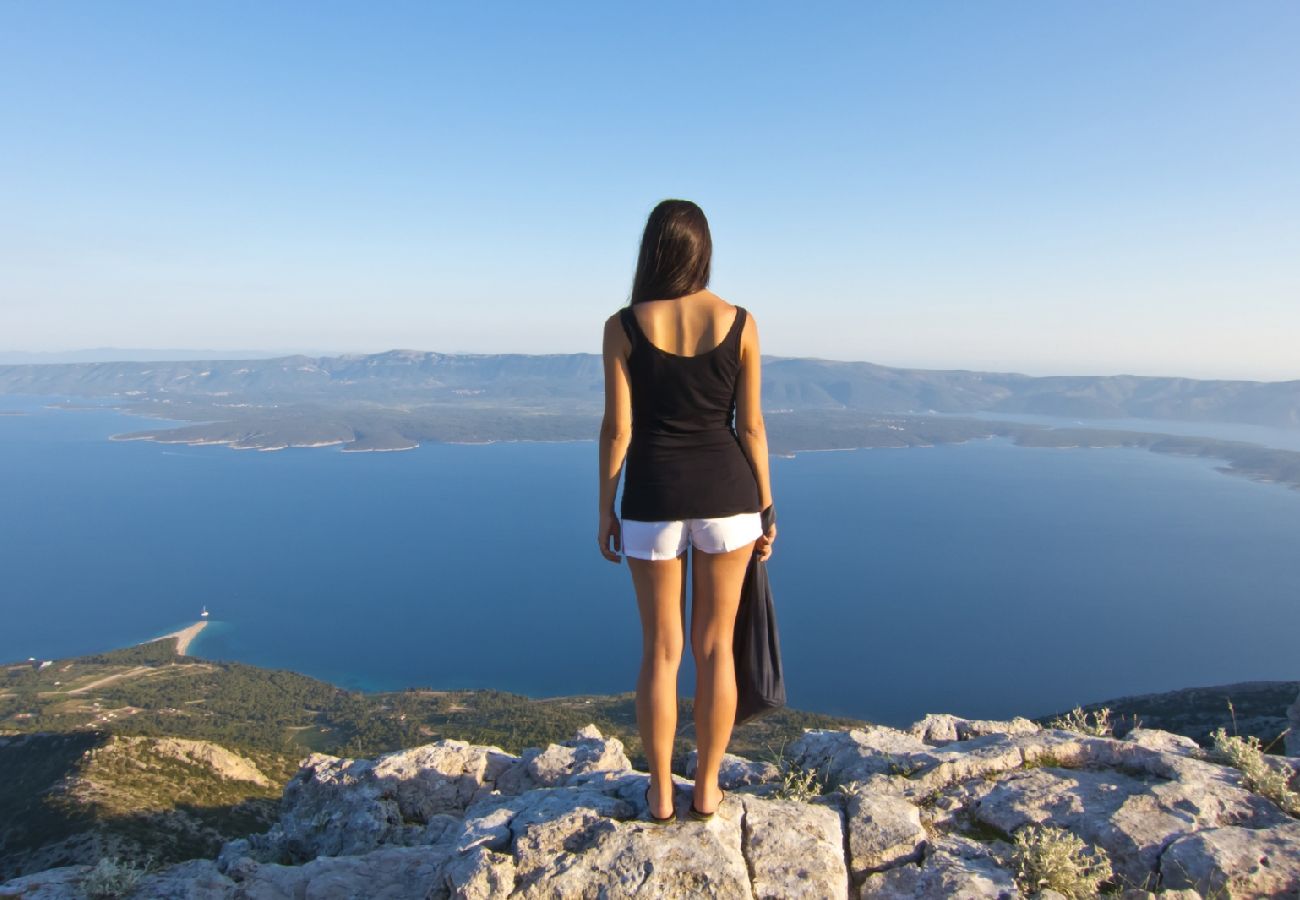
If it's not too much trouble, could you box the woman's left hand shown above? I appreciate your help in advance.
[755,522,776,561]
[598,511,623,563]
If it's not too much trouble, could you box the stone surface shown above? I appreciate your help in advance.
[1122,727,1201,757]
[8,718,1300,899]
[1160,821,1300,897]
[741,795,848,899]
[685,750,782,788]
[909,714,1039,745]
[858,835,1019,899]
[844,786,927,876]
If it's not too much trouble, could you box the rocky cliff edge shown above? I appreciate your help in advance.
[3,716,1299,899]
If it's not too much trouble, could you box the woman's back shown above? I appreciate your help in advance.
[627,291,740,358]
[618,290,760,522]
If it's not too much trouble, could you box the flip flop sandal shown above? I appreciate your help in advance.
[688,789,726,822]
[644,785,674,825]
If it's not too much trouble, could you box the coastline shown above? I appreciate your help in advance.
[157,621,208,656]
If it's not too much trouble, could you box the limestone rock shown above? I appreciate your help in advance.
[0,866,89,900]
[685,750,781,788]
[970,761,1291,889]
[1160,821,1300,897]
[9,716,1300,900]
[1121,728,1201,757]
[844,787,927,877]
[230,845,452,899]
[741,795,848,899]
[123,736,274,787]
[909,714,1039,745]
[130,859,235,899]
[522,726,632,788]
[278,740,516,859]
[858,835,1019,899]
[511,796,751,898]
[444,846,515,900]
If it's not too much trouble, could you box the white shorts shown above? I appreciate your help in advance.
[621,513,763,561]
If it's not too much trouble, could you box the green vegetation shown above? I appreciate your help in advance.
[1210,727,1300,817]
[83,856,152,900]
[1009,824,1113,898]
[0,640,862,878]
[1048,706,1113,737]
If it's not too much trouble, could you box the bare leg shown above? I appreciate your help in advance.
[628,553,687,819]
[690,541,756,814]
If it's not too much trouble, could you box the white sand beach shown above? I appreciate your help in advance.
[159,621,208,656]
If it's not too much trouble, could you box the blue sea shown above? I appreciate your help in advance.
[3,395,1299,727]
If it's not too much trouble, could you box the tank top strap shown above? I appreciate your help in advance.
[729,306,747,352]
[618,306,639,348]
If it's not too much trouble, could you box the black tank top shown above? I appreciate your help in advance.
[618,304,762,521]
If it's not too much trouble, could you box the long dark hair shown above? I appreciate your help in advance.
[629,199,713,305]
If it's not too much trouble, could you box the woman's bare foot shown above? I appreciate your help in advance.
[647,778,674,820]
[691,781,724,815]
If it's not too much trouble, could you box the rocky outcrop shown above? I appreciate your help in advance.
[4,718,1300,899]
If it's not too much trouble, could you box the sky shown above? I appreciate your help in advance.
[2,1,1297,380]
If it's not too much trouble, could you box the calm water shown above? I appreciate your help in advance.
[3,396,1299,727]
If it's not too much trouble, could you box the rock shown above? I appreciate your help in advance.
[9,716,1300,900]
[131,859,234,899]
[1160,821,1300,897]
[120,736,275,787]
[444,846,515,900]
[741,795,848,899]
[685,750,781,788]
[909,714,1039,745]
[1288,689,1300,757]
[788,726,933,785]
[858,835,1018,899]
[228,845,451,899]
[0,866,89,900]
[522,726,632,787]
[1122,728,1201,757]
[843,786,927,876]
[970,760,1292,889]
[278,740,517,859]
[511,797,751,898]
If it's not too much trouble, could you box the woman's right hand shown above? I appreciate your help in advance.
[755,522,776,561]
[598,511,623,563]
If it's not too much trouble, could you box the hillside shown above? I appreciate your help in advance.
[3,716,1298,897]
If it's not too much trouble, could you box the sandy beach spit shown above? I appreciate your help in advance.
[159,621,208,656]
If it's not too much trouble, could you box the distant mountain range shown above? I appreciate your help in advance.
[3,351,1299,488]
[2,349,1298,427]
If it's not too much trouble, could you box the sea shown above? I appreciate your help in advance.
[3,394,1299,728]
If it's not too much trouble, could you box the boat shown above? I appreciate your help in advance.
[200,606,209,618]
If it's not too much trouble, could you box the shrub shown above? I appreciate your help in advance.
[1210,727,1300,817]
[1010,825,1112,898]
[83,856,152,899]
[1049,706,1112,737]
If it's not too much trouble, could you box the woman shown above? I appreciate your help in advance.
[597,199,776,823]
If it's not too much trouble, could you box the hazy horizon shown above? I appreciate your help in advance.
[3,2,1297,381]
[2,344,1299,384]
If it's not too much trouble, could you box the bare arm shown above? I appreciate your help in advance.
[597,314,633,561]
[735,311,774,512]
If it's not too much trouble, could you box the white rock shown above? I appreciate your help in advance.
[858,835,1019,899]
[843,787,927,876]
[686,750,782,788]
[909,714,1039,745]
[1160,821,1300,897]
[1123,728,1201,757]
[741,795,848,899]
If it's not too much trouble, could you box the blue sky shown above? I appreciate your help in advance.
[2,1,1297,378]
